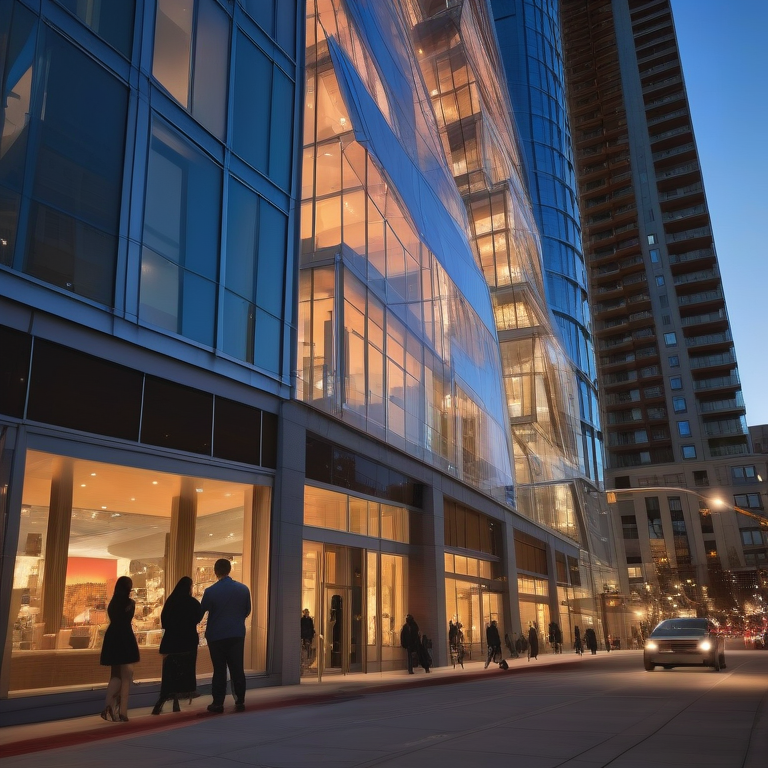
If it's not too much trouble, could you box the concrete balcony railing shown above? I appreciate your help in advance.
[643,75,682,95]
[650,125,692,144]
[645,90,685,110]
[658,183,702,203]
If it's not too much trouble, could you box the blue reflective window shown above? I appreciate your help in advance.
[255,309,281,372]
[57,0,135,57]
[233,33,272,174]
[682,445,696,460]
[269,67,295,189]
[257,201,287,317]
[678,421,691,437]
[23,25,127,305]
[227,179,258,300]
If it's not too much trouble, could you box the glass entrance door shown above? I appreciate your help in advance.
[324,585,350,673]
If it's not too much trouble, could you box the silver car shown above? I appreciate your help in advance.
[643,618,725,672]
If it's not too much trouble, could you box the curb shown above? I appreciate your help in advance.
[0,658,587,757]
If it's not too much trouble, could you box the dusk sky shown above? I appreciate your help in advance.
[669,0,768,427]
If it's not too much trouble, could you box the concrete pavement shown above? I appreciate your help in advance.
[2,650,767,767]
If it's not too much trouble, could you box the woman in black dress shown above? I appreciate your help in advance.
[100,576,140,722]
[152,576,203,715]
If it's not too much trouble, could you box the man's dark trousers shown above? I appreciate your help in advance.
[208,637,246,705]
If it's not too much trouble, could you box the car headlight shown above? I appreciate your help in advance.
[645,641,657,651]
[699,641,711,651]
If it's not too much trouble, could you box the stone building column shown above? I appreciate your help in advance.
[42,457,74,635]
[166,476,197,593]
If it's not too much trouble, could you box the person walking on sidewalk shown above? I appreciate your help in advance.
[485,620,501,668]
[574,625,583,655]
[528,623,539,660]
[400,614,420,674]
[585,626,598,655]
[152,576,203,715]
[201,559,251,713]
[100,576,140,722]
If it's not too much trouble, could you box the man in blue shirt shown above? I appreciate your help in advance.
[201,558,251,713]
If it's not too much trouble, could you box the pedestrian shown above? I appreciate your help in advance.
[400,614,420,674]
[418,633,433,672]
[152,576,203,715]
[201,558,251,713]
[505,631,518,659]
[574,625,583,655]
[301,608,315,668]
[555,623,563,653]
[485,620,501,668]
[528,623,539,660]
[606,632,613,652]
[585,626,598,654]
[100,576,139,722]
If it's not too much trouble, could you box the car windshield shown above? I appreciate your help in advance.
[651,619,709,637]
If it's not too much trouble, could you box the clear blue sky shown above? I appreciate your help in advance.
[670,0,768,427]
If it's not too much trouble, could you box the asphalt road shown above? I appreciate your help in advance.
[4,650,768,767]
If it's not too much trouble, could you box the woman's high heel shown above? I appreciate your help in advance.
[172,696,180,712]
[151,698,165,716]
[118,713,129,722]
[100,705,117,722]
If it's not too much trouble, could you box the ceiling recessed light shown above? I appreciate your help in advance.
[101,506,107,510]
[90,473,96,477]
[81,483,86,488]
[195,488,203,493]
[152,481,158,485]
[130,497,136,501]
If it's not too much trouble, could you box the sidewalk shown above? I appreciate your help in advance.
[0,649,613,758]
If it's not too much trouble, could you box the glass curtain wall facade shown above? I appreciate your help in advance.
[0,0,300,716]
[0,0,297,382]
[300,1,515,502]
[411,0,616,636]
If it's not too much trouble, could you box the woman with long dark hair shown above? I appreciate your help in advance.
[152,576,203,715]
[100,576,140,722]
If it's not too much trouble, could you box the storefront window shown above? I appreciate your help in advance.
[8,450,268,695]
[380,554,406,648]
[303,486,409,543]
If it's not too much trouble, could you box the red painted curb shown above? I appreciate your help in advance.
[0,658,587,758]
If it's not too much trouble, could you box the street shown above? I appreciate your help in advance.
[2,650,767,767]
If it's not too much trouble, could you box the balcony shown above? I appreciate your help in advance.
[647,108,688,127]
[645,90,685,110]
[668,247,715,265]
[680,309,727,329]
[650,125,692,145]
[688,350,737,370]
[604,389,641,406]
[599,334,633,351]
[677,288,724,307]
[672,267,719,286]
[640,59,680,80]
[703,419,749,438]
[657,162,700,182]
[697,394,746,415]
[666,226,712,245]
[685,330,732,349]
[608,429,649,447]
[653,142,695,164]
[643,75,682,95]
[709,440,749,458]
[662,203,707,223]
[693,373,740,392]
[604,370,638,386]
[658,183,703,203]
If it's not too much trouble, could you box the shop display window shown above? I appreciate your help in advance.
[303,485,409,543]
[7,450,268,695]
